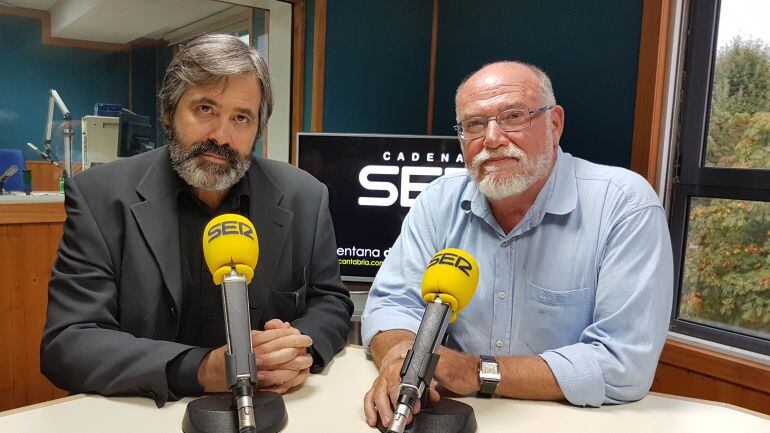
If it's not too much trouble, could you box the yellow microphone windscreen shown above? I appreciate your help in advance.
[202,214,259,285]
[421,248,479,322]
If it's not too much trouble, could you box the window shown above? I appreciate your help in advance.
[670,0,770,354]
[165,6,255,47]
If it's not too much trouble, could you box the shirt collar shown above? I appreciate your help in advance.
[544,147,577,216]
[175,169,251,214]
[460,146,577,226]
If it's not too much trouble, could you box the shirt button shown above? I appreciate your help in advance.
[498,292,506,299]
[501,240,509,247]
[495,340,503,348]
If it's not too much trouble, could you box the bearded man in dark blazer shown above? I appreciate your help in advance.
[40,34,352,406]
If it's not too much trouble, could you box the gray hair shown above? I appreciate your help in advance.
[159,34,273,139]
[455,61,556,121]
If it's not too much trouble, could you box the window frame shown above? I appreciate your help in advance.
[670,0,770,355]
[164,6,253,46]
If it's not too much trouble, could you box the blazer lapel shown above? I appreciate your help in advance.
[247,158,293,292]
[126,153,293,324]
[130,150,183,318]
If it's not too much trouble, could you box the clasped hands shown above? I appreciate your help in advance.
[363,341,480,427]
[197,318,313,394]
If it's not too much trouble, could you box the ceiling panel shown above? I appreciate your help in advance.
[3,0,59,10]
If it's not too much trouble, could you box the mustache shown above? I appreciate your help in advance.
[188,140,239,165]
[471,145,527,171]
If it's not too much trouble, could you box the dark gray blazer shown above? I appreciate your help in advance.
[40,147,353,406]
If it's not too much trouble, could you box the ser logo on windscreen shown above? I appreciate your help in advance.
[426,251,473,277]
[206,221,254,242]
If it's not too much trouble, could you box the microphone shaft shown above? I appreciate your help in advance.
[221,270,259,385]
[400,299,450,393]
[388,299,451,433]
[220,269,258,432]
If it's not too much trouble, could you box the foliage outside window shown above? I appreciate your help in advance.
[705,38,770,169]
[681,197,770,339]
[671,0,770,354]
[679,38,770,340]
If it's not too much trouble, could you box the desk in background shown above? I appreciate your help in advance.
[0,194,68,411]
[1,346,768,433]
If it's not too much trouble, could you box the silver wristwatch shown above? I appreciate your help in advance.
[477,355,500,397]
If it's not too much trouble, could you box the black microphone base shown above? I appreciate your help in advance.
[182,392,288,433]
[377,398,477,433]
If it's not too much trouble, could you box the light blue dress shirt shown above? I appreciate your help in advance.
[361,148,673,407]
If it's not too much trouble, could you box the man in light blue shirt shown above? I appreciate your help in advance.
[362,61,673,427]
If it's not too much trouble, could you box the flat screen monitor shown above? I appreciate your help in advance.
[118,110,153,157]
[296,133,467,282]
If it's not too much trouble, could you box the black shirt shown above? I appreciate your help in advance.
[166,174,250,397]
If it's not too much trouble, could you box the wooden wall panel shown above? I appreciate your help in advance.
[6,225,25,411]
[290,0,306,164]
[425,0,439,134]
[652,340,770,416]
[0,219,67,412]
[23,224,56,403]
[0,225,16,410]
[653,362,770,415]
[631,0,672,186]
[310,0,326,132]
[26,162,62,192]
[0,203,66,225]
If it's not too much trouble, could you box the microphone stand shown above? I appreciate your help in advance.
[45,89,73,178]
[183,267,288,433]
[379,298,477,433]
[26,142,66,181]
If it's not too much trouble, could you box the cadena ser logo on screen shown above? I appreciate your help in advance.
[206,220,254,242]
[357,151,466,208]
[426,251,473,277]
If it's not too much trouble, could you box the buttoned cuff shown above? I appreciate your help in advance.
[166,347,212,398]
[539,343,606,407]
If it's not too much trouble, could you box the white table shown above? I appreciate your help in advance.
[1,347,768,432]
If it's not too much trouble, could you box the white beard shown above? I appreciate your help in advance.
[468,125,555,201]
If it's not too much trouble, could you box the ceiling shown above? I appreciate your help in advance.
[4,0,232,43]
[3,0,58,10]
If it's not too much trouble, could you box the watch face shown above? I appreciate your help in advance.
[479,360,501,384]
[480,363,499,375]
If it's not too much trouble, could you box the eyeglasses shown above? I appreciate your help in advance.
[454,105,553,139]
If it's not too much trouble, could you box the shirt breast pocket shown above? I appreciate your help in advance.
[524,282,593,354]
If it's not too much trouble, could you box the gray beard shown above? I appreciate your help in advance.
[166,126,252,191]
[468,125,555,200]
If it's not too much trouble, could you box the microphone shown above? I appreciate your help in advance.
[203,214,260,433]
[26,142,53,162]
[183,214,287,433]
[387,248,479,433]
[0,165,19,184]
[26,142,63,171]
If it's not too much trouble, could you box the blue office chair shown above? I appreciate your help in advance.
[0,148,27,192]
